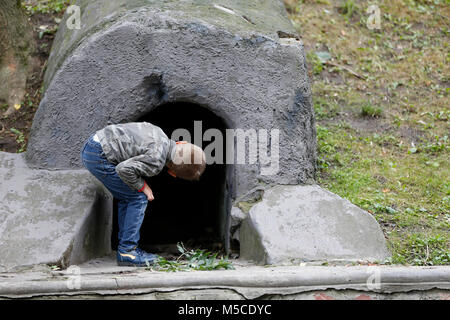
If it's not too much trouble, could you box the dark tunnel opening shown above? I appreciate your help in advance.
[111,102,231,254]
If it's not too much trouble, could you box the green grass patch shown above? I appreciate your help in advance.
[306,51,325,75]
[316,123,449,264]
[340,0,358,20]
[147,242,235,272]
[314,97,340,120]
[22,0,73,15]
[360,104,383,118]
[287,0,449,265]
[389,234,450,266]
[10,128,27,153]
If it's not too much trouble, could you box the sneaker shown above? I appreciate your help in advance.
[117,248,159,267]
[135,247,160,262]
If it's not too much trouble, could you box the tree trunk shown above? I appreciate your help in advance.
[0,0,35,117]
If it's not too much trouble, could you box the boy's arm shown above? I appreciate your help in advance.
[115,152,165,193]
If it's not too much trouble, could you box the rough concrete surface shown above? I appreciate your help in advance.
[0,254,448,299]
[239,184,390,264]
[26,0,317,198]
[0,152,113,270]
[2,0,392,271]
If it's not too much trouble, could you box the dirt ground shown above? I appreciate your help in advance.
[0,11,61,153]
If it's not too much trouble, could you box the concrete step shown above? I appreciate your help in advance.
[1,255,448,300]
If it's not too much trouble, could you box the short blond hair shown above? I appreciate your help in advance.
[170,143,206,180]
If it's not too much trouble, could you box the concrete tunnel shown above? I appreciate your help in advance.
[114,102,231,253]
[0,0,389,268]
[22,0,317,260]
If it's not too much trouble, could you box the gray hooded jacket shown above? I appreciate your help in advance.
[96,122,176,191]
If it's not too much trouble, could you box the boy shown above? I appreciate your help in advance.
[81,122,206,266]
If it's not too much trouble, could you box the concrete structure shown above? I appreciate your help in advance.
[0,0,391,267]
[239,185,390,264]
[0,257,448,299]
[23,0,318,259]
[26,0,317,191]
[0,153,112,270]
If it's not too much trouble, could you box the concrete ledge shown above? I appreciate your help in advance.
[0,152,113,270]
[239,185,390,264]
[0,258,448,299]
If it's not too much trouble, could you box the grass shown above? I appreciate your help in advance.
[286,0,449,265]
[361,103,383,117]
[147,242,235,272]
[10,128,27,153]
[389,234,449,265]
[22,0,73,15]
[340,0,358,21]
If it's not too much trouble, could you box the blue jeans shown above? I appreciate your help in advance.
[81,134,148,252]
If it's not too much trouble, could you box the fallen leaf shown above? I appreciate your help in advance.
[315,51,332,63]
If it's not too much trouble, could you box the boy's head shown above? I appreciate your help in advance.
[167,142,206,181]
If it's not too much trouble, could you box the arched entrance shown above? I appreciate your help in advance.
[111,102,232,254]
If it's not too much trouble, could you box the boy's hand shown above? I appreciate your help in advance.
[142,184,154,201]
